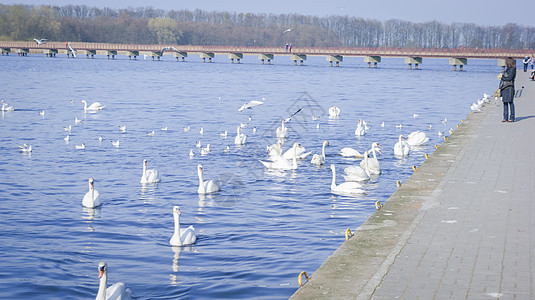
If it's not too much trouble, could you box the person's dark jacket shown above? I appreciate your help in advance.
[500,67,516,103]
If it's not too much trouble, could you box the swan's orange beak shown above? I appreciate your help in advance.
[99,267,104,278]
[377,149,382,154]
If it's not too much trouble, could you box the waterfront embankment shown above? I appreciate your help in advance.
[291,70,535,299]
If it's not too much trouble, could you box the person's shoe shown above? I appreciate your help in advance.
[508,119,514,122]
[502,119,507,122]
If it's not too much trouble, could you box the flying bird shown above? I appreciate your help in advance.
[238,100,264,112]
[283,28,292,33]
[33,38,47,45]
[161,46,179,55]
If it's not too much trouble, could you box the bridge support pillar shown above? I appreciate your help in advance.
[327,55,343,67]
[44,49,58,57]
[128,51,139,60]
[151,52,163,61]
[228,53,243,64]
[259,54,274,64]
[291,54,307,66]
[201,52,215,63]
[16,48,29,56]
[364,56,381,68]
[106,50,117,60]
[80,50,96,59]
[405,57,422,70]
[449,58,467,71]
[1,48,10,55]
[173,52,187,62]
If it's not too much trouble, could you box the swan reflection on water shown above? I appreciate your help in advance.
[82,206,101,232]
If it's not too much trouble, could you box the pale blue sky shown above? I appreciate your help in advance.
[3,0,533,27]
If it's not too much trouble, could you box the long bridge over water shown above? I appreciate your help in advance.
[1,41,533,70]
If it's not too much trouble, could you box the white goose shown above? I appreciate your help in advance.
[234,126,247,145]
[394,135,410,156]
[81,99,105,112]
[170,206,197,246]
[354,120,365,136]
[328,106,340,117]
[259,143,299,170]
[360,142,381,175]
[140,159,161,184]
[311,141,329,166]
[330,164,366,195]
[197,164,220,194]
[276,121,289,138]
[95,262,131,300]
[406,131,429,146]
[82,178,102,208]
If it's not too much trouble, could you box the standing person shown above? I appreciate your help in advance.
[285,44,289,52]
[523,56,530,72]
[499,57,516,122]
[530,56,535,69]
[289,43,292,53]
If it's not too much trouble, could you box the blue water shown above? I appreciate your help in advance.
[0,53,500,299]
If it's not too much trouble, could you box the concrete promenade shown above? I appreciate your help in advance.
[291,70,535,299]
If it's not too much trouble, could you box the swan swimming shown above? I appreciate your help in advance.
[360,142,381,175]
[82,178,101,208]
[311,141,329,166]
[282,143,311,160]
[328,106,340,117]
[406,131,429,146]
[75,143,85,150]
[343,151,370,182]
[234,126,247,145]
[276,121,289,138]
[259,143,300,170]
[201,144,211,155]
[140,159,161,184]
[95,262,131,300]
[170,206,197,246]
[330,164,366,195]
[354,120,365,136]
[394,135,410,156]
[197,164,220,194]
[81,99,105,112]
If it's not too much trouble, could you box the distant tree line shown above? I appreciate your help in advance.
[0,4,534,49]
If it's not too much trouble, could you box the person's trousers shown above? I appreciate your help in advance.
[503,101,515,121]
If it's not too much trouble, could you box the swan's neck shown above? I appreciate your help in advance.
[197,170,205,193]
[292,145,298,168]
[174,213,182,246]
[142,163,147,179]
[82,101,87,111]
[96,272,107,300]
[363,155,370,175]
[372,147,377,159]
[321,143,327,159]
[331,167,337,189]
[90,186,95,203]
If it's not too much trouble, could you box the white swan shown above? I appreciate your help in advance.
[140,159,161,184]
[311,141,329,166]
[95,262,131,300]
[330,164,366,195]
[406,131,429,146]
[259,143,299,170]
[394,135,410,156]
[276,121,289,138]
[82,178,101,208]
[1,102,14,111]
[219,130,228,138]
[340,147,366,158]
[197,164,220,194]
[360,142,381,175]
[234,126,247,145]
[267,142,282,157]
[282,143,311,160]
[328,106,340,117]
[170,206,197,246]
[75,143,85,150]
[354,120,365,136]
[343,151,370,182]
[81,99,104,112]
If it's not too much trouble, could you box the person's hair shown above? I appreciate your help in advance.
[506,57,516,69]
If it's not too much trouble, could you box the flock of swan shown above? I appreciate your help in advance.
[4,88,493,299]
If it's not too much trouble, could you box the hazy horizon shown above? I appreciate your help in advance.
[3,0,534,27]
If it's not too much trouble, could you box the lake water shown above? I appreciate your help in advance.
[0,53,500,299]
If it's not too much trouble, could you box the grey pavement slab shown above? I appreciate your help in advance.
[290,70,535,299]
